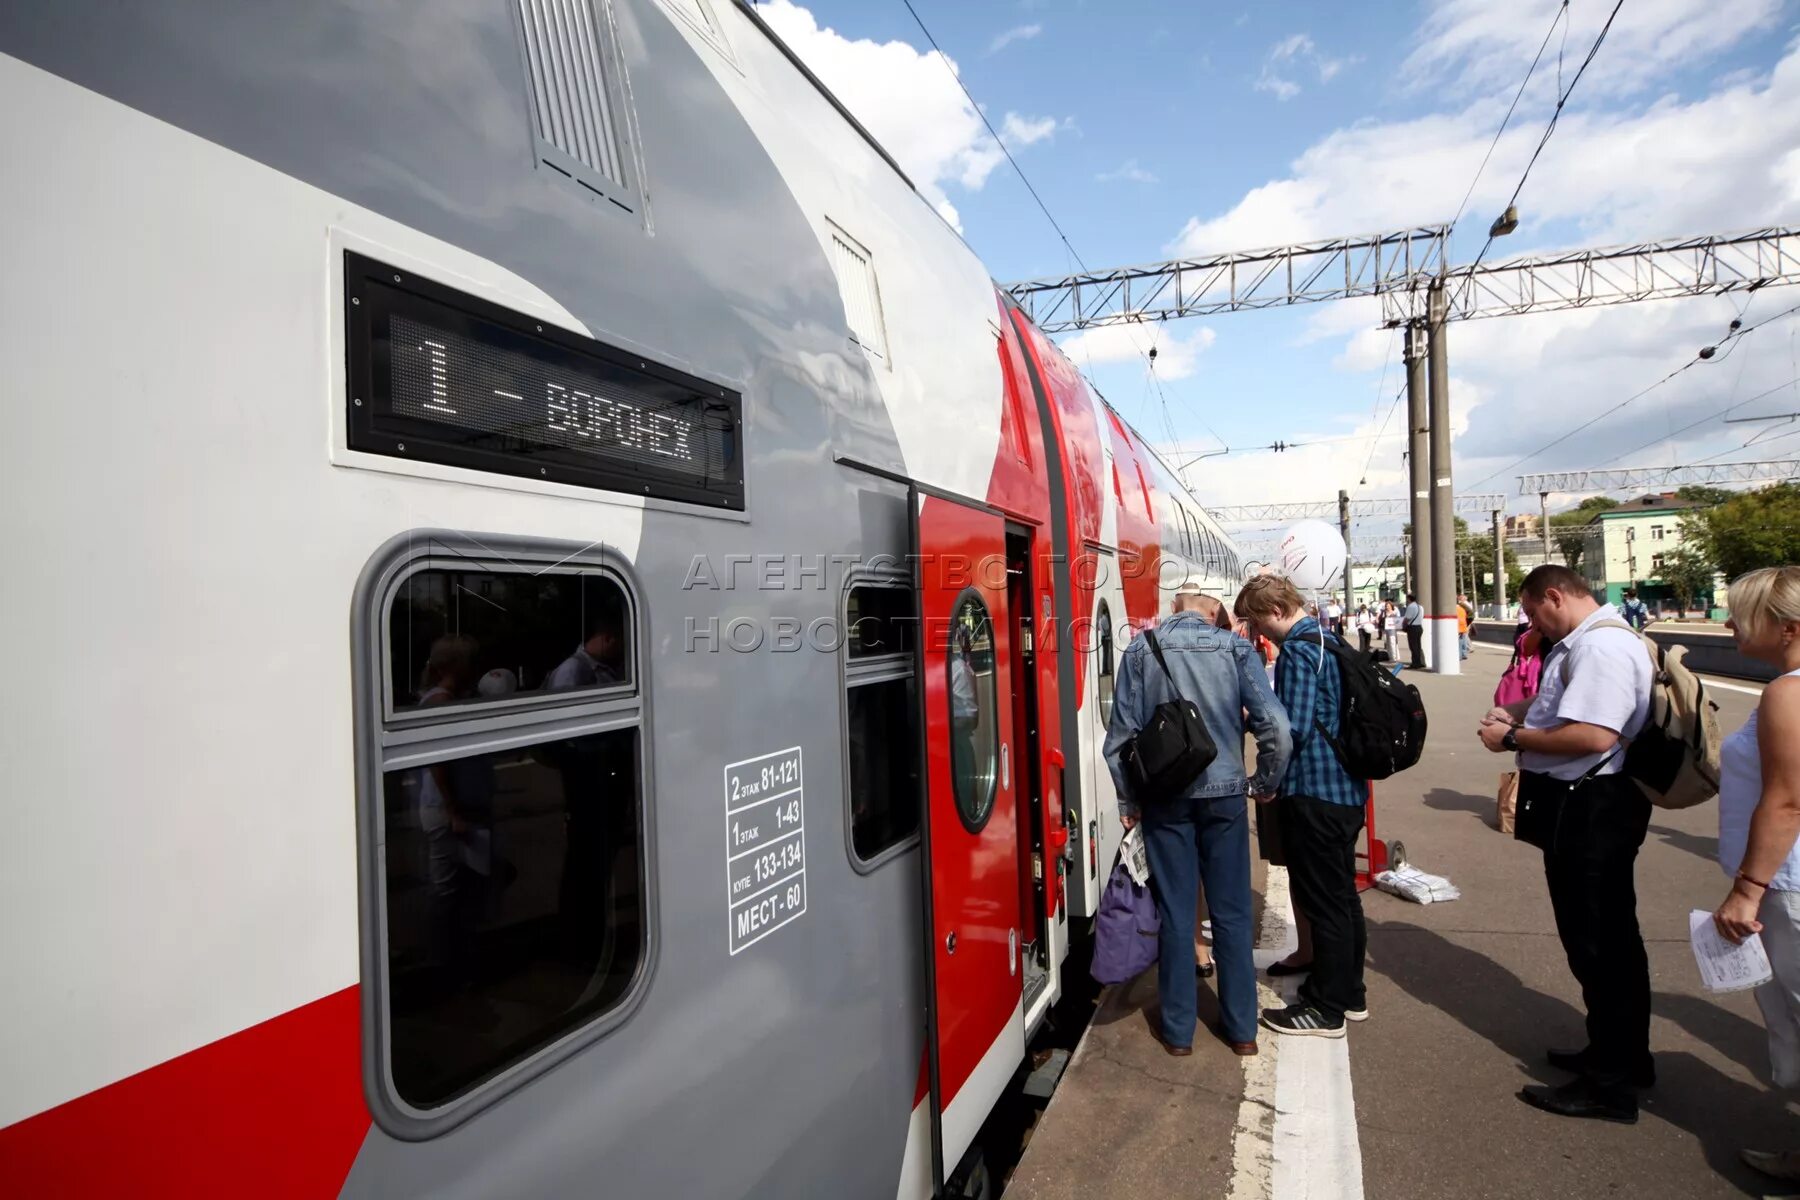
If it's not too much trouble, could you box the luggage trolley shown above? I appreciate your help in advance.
[1355,782,1403,892]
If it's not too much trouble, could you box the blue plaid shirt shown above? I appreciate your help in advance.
[1274,617,1366,806]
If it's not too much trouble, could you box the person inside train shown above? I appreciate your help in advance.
[547,589,627,691]
[1105,581,1291,1058]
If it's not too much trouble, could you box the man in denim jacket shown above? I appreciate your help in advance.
[1104,584,1291,1056]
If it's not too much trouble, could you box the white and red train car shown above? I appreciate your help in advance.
[0,2,1245,1195]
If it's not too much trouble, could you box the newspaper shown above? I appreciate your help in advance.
[1122,825,1150,886]
[1373,864,1461,905]
[1688,909,1774,993]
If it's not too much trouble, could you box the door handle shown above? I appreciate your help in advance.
[945,931,958,955]
[1001,743,1010,789]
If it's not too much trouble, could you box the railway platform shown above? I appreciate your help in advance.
[1006,649,1784,1200]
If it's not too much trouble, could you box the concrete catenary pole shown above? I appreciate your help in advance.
[1405,321,1431,653]
[1493,507,1507,619]
[1427,280,1459,675]
[1339,489,1353,611]
[1540,491,1552,570]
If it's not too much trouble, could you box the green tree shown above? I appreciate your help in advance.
[1676,485,1734,507]
[1547,495,1621,569]
[1660,545,1716,614]
[1457,533,1523,605]
[1681,483,1800,578]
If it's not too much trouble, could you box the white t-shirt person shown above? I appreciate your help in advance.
[1520,605,1653,781]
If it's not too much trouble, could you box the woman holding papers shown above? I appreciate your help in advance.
[1710,566,1800,1185]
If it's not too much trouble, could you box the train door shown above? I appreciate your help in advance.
[911,490,1026,1189]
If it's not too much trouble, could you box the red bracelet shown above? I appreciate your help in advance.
[1737,870,1772,891]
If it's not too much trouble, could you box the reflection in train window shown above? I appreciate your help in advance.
[382,729,643,1109]
[947,592,998,831]
[388,568,631,712]
[1096,602,1116,725]
[845,584,920,864]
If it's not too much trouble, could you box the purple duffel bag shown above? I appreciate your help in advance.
[1090,861,1160,985]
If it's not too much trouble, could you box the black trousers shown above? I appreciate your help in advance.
[1280,794,1367,1020]
[1358,630,1373,654]
[1405,625,1424,667]
[1525,770,1654,1083]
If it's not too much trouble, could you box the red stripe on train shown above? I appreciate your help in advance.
[0,986,369,1198]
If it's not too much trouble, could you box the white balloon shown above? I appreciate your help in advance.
[1278,519,1347,592]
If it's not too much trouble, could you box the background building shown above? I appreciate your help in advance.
[1578,493,1712,608]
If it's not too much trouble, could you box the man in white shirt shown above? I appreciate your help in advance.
[1401,594,1425,669]
[1478,564,1653,1124]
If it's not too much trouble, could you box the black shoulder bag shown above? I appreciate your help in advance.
[1119,630,1219,803]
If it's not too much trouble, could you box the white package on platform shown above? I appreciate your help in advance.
[1374,864,1461,905]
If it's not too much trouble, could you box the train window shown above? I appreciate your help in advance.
[846,585,917,659]
[357,536,650,1134]
[1096,602,1116,724]
[513,0,641,213]
[947,592,999,832]
[387,568,631,714]
[382,729,642,1109]
[844,583,921,865]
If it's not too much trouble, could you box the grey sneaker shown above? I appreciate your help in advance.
[1742,1149,1800,1183]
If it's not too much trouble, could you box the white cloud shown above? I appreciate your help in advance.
[1402,0,1785,99]
[987,23,1042,55]
[1058,325,1217,381]
[1098,158,1160,184]
[1171,12,1800,513]
[1000,112,1058,147]
[1255,32,1358,100]
[759,2,1060,233]
[1172,38,1800,256]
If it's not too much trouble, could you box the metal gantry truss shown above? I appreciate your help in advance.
[1382,227,1800,326]
[1209,494,1507,523]
[1003,226,1800,333]
[1005,227,1448,333]
[1516,459,1800,495]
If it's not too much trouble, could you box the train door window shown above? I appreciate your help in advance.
[1096,602,1116,724]
[827,220,890,361]
[358,540,649,1132]
[947,592,999,831]
[844,582,920,866]
[513,0,642,214]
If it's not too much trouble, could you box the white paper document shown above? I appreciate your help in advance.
[1122,825,1150,886]
[1689,908,1775,993]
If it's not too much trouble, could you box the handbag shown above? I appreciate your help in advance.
[1118,629,1219,803]
[1090,861,1161,985]
[1496,770,1518,835]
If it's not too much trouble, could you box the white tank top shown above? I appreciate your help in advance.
[1719,669,1800,890]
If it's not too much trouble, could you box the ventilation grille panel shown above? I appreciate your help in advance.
[518,0,627,192]
[829,227,888,360]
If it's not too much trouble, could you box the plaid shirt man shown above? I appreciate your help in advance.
[1272,616,1366,807]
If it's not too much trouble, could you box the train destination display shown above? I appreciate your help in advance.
[724,746,807,954]
[345,252,743,508]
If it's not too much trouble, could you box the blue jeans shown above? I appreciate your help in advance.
[1459,632,1471,659]
[1141,794,1256,1045]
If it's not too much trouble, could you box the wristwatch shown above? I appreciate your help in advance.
[1502,726,1520,751]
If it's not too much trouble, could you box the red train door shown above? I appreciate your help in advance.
[912,489,1026,1187]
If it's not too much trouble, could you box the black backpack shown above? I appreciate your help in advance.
[1119,630,1220,801]
[1311,634,1427,780]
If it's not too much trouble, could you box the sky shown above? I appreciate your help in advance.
[751,0,1800,563]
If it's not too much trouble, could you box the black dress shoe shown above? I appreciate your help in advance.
[1519,1078,1637,1124]
[1266,959,1312,978]
[1545,1046,1656,1088]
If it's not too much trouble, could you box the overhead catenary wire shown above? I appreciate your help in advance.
[1447,0,1570,235]
[1450,0,1623,312]
[899,0,1231,462]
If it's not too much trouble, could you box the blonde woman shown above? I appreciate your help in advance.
[1710,567,1800,1186]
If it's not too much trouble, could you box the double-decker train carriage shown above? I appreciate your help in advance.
[0,2,1245,1195]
